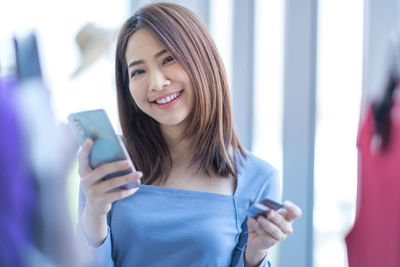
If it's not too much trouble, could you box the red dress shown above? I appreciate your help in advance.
[345,92,400,267]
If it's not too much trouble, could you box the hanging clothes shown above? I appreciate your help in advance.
[345,87,400,267]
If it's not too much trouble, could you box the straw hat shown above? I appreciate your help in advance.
[71,23,115,78]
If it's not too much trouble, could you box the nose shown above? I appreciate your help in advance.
[149,68,171,91]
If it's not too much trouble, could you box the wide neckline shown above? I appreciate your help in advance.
[138,184,237,199]
[137,153,247,199]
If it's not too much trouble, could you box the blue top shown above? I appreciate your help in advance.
[78,152,280,267]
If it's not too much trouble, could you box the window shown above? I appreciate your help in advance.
[313,1,364,266]
[253,0,285,263]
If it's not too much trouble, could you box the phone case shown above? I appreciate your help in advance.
[246,198,284,218]
[68,109,140,188]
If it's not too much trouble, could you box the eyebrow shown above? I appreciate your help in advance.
[128,49,168,69]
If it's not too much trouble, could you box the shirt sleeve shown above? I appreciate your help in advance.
[230,169,280,267]
[77,187,114,267]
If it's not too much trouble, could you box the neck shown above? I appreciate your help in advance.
[160,124,194,169]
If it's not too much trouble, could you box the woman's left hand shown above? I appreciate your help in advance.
[245,201,302,265]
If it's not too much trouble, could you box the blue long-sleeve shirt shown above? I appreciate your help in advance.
[78,152,280,267]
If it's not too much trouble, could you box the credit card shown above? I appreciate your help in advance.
[246,198,284,218]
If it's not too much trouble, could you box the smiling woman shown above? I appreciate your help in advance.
[115,4,239,186]
[76,2,302,267]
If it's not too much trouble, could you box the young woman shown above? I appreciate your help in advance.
[77,3,301,267]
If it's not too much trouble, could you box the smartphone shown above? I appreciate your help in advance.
[68,109,140,189]
[246,198,284,219]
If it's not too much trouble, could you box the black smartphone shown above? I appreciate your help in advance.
[246,198,284,219]
[68,109,140,188]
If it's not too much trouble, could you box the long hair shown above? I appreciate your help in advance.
[115,2,245,185]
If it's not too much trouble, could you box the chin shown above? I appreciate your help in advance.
[160,120,184,126]
[158,116,190,128]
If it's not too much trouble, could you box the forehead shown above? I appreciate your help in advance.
[125,28,165,62]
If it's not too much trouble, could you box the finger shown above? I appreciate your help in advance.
[250,218,278,245]
[106,187,139,203]
[82,160,132,188]
[266,210,293,235]
[257,216,285,241]
[280,201,302,223]
[90,160,132,181]
[78,138,94,176]
[247,217,258,231]
[93,171,143,194]
[248,218,269,239]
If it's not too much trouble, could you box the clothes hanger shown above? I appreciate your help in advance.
[372,33,400,150]
[372,71,397,150]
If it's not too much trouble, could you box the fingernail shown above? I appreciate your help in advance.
[84,139,92,148]
[137,171,143,178]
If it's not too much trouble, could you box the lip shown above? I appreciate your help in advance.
[152,90,183,103]
[152,90,183,109]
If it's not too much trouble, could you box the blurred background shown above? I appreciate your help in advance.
[0,0,399,266]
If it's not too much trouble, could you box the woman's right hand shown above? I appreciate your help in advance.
[78,138,141,216]
[78,138,141,246]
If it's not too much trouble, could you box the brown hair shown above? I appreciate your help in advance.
[115,2,245,185]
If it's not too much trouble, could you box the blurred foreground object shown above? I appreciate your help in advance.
[0,75,36,267]
[345,32,400,267]
[0,33,86,266]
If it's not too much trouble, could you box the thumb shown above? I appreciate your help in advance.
[77,138,94,176]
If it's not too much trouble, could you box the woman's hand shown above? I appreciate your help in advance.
[78,138,141,245]
[78,139,141,216]
[244,201,302,266]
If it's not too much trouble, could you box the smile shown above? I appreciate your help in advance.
[154,90,183,105]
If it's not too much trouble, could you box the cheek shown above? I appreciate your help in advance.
[174,70,194,95]
[129,83,146,105]
[184,80,195,103]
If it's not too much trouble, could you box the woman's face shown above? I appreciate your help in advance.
[125,28,194,129]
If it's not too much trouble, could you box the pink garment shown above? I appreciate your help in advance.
[345,92,400,267]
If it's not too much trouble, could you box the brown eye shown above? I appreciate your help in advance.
[131,69,145,78]
[162,56,174,65]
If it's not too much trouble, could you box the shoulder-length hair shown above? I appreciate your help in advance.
[115,2,245,185]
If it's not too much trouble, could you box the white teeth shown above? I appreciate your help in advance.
[155,91,181,104]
